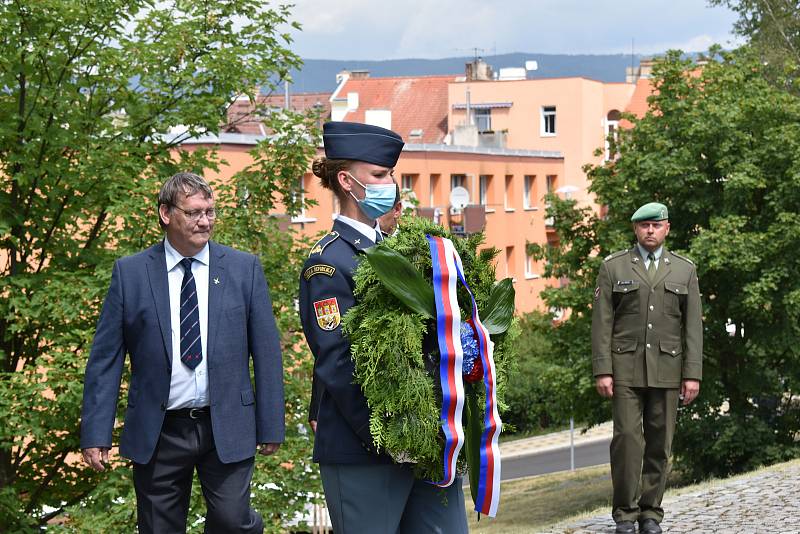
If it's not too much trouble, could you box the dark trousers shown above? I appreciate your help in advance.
[133,412,263,534]
[320,463,468,534]
[611,385,679,523]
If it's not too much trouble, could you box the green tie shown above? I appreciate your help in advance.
[647,252,657,281]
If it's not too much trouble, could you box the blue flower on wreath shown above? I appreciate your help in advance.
[461,321,480,375]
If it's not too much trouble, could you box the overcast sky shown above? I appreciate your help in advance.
[286,0,742,60]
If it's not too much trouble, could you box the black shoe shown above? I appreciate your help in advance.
[615,521,636,534]
[638,518,662,534]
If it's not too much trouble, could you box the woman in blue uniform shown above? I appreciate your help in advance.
[299,121,468,533]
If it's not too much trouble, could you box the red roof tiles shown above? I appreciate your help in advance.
[620,78,654,128]
[338,75,457,144]
[225,92,331,135]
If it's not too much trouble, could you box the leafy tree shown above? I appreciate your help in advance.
[0,1,321,531]
[505,310,573,434]
[533,47,800,480]
[710,0,800,82]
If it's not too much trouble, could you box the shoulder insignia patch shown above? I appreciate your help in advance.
[313,297,341,331]
[304,264,336,280]
[308,231,340,257]
[604,250,628,262]
[670,251,694,265]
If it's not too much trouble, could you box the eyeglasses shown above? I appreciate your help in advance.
[172,205,217,222]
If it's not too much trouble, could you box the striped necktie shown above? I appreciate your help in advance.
[179,258,202,369]
[647,252,657,281]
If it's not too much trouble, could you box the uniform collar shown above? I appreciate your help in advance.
[336,214,380,243]
[164,237,210,271]
[333,217,376,251]
[636,243,663,261]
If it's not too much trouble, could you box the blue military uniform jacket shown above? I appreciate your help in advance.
[299,218,392,464]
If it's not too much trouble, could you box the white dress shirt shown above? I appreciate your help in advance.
[336,214,382,243]
[164,237,210,409]
[637,243,664,270]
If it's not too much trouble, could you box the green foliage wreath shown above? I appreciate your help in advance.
[343,216,517,483]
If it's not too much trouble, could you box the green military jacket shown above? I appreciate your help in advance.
[591,247,703,388]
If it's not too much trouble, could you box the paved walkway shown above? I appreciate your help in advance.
[542,460,800,533]
[501,422,613,459]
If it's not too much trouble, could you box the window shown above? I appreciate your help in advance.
[544,177,557,226]
[450,174,467,190]
[291,176,316,223]
[524,247,539,279]
[523,175,536,209]
[605,110,621,161]
[429,174,440,207]
[546,175,557,194]
[401,174,417,194]
[290,177,304,222]
[474,108,491,132]
[541,105,556,136]
[479,175,492,206]
[504,175,514,211]
[505,246,515,279]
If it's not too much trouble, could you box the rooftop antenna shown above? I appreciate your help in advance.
[631,37,635,79]
[453,47,486,61]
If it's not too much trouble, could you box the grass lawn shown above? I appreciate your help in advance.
[464,465,613,533]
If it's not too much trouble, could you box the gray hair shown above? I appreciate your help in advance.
[158,172,213,228]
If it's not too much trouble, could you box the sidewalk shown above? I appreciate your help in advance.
[501,422,613,460]
[542,459,800,533]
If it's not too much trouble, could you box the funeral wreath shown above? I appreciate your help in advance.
[342,216,516,515]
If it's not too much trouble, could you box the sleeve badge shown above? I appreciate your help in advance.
[594,287,601,300]
[304,264,336,280]
[313,297,341,331]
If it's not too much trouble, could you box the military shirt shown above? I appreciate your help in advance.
[299,218,391,464]
[591,247,703,388]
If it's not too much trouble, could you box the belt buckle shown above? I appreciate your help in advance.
[189,408,204,419]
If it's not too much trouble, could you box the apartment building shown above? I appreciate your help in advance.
[190,60,652,314]
[447,60,637,208]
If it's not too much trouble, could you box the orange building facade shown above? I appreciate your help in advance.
[184,134,564,313]
[447,75,635,208]
[189,62,651,315]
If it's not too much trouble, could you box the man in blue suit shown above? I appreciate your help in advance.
[80,172,284,533]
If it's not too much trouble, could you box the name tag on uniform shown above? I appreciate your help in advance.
[616,280,635,286]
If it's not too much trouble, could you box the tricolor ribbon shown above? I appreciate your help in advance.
[426,235,502,517]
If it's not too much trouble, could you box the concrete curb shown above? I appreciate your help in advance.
[500,422,613,460]
[502,434,612,460]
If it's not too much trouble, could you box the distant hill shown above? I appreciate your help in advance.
[277,53,642,94]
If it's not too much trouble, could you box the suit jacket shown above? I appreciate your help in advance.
[591,247,703,388]
[299,219,392,464]
[80,241,285,464]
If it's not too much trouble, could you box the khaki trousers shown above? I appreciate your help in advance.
[611,385,679,523]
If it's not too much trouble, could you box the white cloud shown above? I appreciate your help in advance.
[287,0,741,59]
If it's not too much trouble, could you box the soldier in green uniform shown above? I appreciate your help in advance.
[591,202,702,534]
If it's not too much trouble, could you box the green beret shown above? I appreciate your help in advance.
[631,202,669,222]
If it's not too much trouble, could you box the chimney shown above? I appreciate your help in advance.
[336,70,351,85]
[465,58,493,81]
[626,57,656,83]
[350,69,370,80]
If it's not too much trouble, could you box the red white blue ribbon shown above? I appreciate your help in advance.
[426,235,502,517]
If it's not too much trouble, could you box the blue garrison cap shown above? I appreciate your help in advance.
[631,202,669,222]
[323,121,404,168]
